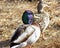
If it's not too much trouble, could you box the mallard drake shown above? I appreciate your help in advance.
[10,10,41,48]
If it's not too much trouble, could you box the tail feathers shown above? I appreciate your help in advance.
[10,43,20,48]
[10,42,27,48]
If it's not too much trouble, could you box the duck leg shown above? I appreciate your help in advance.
[41,30,47,40]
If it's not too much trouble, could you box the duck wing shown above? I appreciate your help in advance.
[10,25,28,43]
[10,25,35,48]
[13,25,35,43]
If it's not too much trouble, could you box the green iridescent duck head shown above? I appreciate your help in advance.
[22,10,34,24]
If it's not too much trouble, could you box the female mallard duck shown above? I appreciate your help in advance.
[36,0,50,39]
[10,10,41,48]
[34,11,50,39]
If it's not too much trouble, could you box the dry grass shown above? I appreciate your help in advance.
[0,0,60,48]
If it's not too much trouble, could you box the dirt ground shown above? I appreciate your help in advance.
[0,0,60,48]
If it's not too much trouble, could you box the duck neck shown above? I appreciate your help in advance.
[32,22,39,27]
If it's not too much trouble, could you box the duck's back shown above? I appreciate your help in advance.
[10,25,27,42]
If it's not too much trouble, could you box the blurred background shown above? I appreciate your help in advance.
[0,0,60,48]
